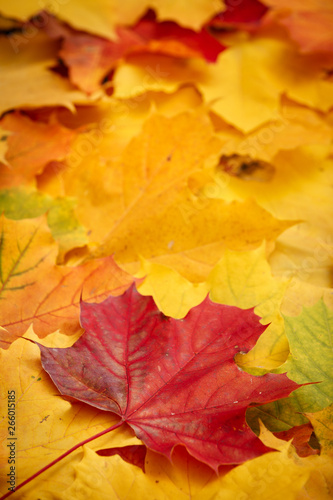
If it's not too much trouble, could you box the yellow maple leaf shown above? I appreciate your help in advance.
[258,420,333,500]
[300,405,333,499]
[61,110,292,280]
[0,31,90,116]
[199,143,333,313]
[137,244,290,370]
[48,428,313,500]
[148,0,223,30]
[0,0,147,40]
[0,2,332,498]
[113,36,333,132]
[215,97,332,163]
[0,0,223,40]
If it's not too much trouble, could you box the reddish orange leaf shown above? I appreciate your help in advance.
[37,284,299,470]
[273,424,320,458]
[209,0,268,30]
[0,112,76,188]
[0,215,134,347]
[262,1,333,56]
[279,10,333,55]
[46,12,224,93]
[130,11,225,62]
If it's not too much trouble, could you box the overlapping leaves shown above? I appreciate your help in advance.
[0,0,333,499]
[37,284,299,470]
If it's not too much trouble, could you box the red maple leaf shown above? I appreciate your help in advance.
[209,0,268,31]
[37,284,298,470]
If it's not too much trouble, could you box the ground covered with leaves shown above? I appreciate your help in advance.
[0,0,333,499]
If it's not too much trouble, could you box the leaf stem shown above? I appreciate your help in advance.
[0,420,123,500]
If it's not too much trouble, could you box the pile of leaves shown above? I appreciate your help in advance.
[0,0,333,498]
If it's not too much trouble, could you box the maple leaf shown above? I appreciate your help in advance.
[0,187,88,262]
[209,0,268,30]
[46,13,224,93]
[0,215,133,347]
[0,0,222,39]
[262,0,333,55]
[37,284,299,470]
[113,37,333,132]
[61,437,315,500]
[69,111,293,278]
[0,2,332,498]
[246,299,333,436]
[147,0,222,30]
[61,446,231,500]
[246,391,310,434]
[199,144,333,316]
[0,112,76,188]
[0,31,89,116]
[0,1,148,40]
[275,299,333,413]
[136,243,290,371]
[0,337,141,499]
[272,423,319,458]
[215,97,332,163]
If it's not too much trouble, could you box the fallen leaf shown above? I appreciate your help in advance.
[209,0,268,30]
[208,243,287,325]
[37,284,299,470]
[51,13,224,93]
[130,12,224,61]
[0,215,133,347]
[275,299,333,413]
[279,10,333,55]
[136,258,209,319]
[0,111,76,188]
[147,0,223,30]
[0,337,141,499]
[296,404,333,499]
[197,144,333,310]
[258,419,333,500]
[0,187,88,261]
[306,404,333,456]
[137,244,290,371]
[208,244,290,372]
[262,0,333,55]
[78,111,293,280]
[46,197,89,261]
[0,0,223,39]
[113,37,333,132]
[60,446,232,500]
[0,3,332,498]
[246,299,333,433]
[0,31,89,116]
[214,428,312,500]
[214,97,333,162]
[0,1,149,40]
[273,423,319,457]
[61,434,316,500]
[246,392,310,434]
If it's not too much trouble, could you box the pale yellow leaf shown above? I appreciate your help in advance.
[0,32,90,116]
